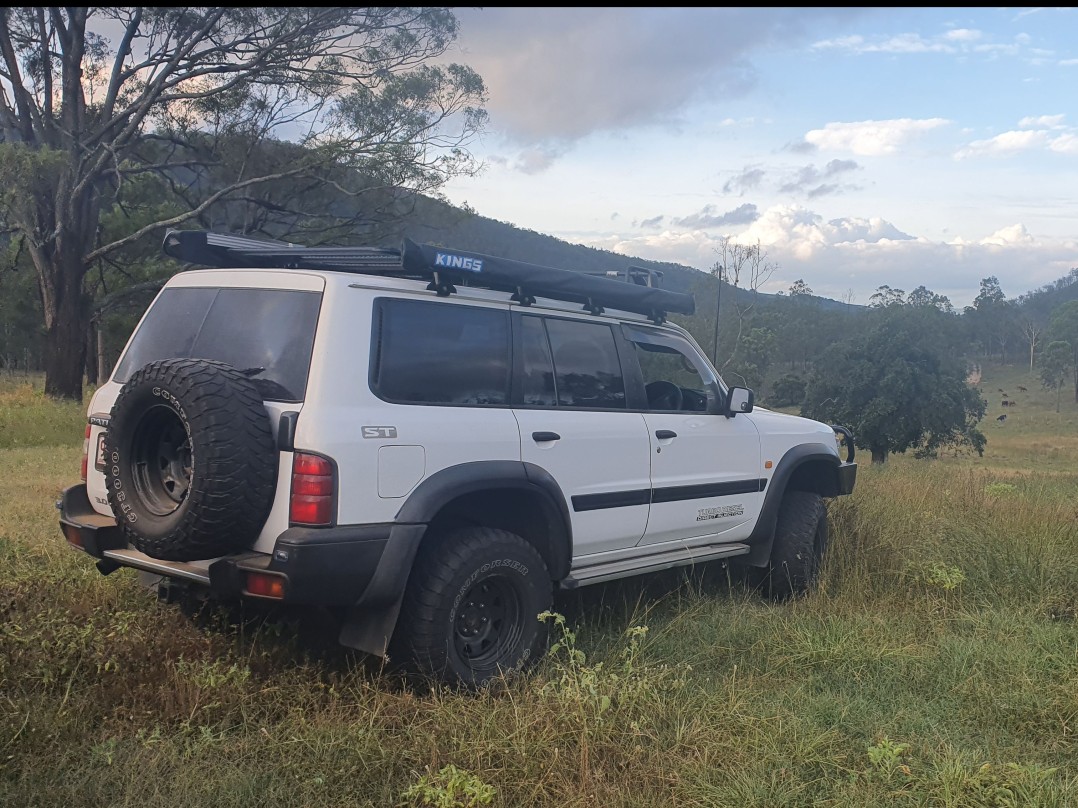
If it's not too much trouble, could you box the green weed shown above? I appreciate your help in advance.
[400,764,496,808]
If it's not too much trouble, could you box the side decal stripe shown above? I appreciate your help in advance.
[571,478,767,512]
[571,489,652,512]
[651,478,766,504]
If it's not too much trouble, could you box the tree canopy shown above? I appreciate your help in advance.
[1048,300,1078,403]
[801,306,986,464]
[0,7,487,399]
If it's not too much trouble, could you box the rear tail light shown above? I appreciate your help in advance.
[289,452,335,526]
[244,571,287,599]
[62,522,84,549]
[80,424,91,481]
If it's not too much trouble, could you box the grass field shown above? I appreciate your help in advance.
[2,366,1077,807]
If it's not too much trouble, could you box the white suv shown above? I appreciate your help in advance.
[59,230,856,686]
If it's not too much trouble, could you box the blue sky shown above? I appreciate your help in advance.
[437,7,1078,308]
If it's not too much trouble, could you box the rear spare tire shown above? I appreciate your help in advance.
[104,358,276,561]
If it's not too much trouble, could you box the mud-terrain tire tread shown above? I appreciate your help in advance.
[754,490,828,600]
[391,527,551,688]
[105,358,276,561]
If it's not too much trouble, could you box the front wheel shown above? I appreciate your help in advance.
[391,527,552,688]
[750,491,828,600]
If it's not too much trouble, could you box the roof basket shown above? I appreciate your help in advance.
[161,229,695,323]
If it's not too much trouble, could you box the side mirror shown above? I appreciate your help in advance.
[724,386,754,417]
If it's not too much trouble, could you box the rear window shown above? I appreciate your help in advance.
[113,287,322,402]
[370,298,510,406]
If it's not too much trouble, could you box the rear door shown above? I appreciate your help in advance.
[512,313,651,557]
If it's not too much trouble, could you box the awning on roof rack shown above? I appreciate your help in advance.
[161,229,696,321]
[400,240,695,318]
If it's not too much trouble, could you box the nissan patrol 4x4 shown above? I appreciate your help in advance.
[59,229,856,687]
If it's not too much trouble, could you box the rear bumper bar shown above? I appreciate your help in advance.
[57,484,400,607]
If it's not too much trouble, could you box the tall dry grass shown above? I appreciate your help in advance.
[2,366,1077,806]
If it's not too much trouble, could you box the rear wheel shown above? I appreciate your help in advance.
[392,527,552,688]
[751,491,828,600]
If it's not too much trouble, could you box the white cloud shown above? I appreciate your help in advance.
[944,28,982,43]
[814,32,954,53]
[1061,58,1078,66]
[1049,133,1078,154]
[972,42,1023,57]
[732,206,914,260]
[811,25,1045,62]
[955,129,1050,158]
[1018,114,1065,128]
[978,224,1035,247]
[578,206,1074,307]
[804,118,950,156]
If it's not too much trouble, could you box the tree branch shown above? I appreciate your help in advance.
[102,7,141,120]
[0,10,42,141]
[84,161,334,263]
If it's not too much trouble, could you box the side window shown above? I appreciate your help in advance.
[520,316,557,406]
[545,318,626,409]
[623,325,715,412]
[372,298,510,405]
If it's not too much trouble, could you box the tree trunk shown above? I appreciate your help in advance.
[871,447,888,464]
[85,320,98,386]
[41,251,88,402]
[1073,345,1078,404]
[97,324,107,384]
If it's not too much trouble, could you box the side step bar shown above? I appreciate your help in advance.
[102,549,212,585]
[561,542,750,589]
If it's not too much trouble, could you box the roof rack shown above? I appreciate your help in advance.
[161,229,695,323]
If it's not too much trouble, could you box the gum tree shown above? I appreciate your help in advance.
[1048,300,1078,403]
[0,7,486,399]
[802,306,986,464]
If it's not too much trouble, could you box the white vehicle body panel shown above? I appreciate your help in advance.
[88,263,845,570]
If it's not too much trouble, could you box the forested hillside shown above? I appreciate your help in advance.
[3,187,1077,418]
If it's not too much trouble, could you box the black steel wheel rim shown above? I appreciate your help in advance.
[130,404,192,517]
[453,575,523,668]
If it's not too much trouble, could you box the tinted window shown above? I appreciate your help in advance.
[114,287,322,401]
[520,316,557,406]
[373,299,510,405]
[545,318,625,409]
[623,324,717,412]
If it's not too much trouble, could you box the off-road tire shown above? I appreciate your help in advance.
[391,527,552,688]
[105,358,276,561]
[752,491,828,600]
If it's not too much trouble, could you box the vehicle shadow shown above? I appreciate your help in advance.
[162,556,751,687]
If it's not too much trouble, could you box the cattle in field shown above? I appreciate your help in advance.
[1017,385,1028,392]
[996,414,1007,423]
[1001,399,1014,407]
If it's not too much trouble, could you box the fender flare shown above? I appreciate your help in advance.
[744,443,840,566]
[340,460,573,656]
[356,460,572,609]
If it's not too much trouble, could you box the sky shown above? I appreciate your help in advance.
[435,7,1078,309]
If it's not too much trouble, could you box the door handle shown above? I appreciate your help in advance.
[532,431,561,442]
[655,429,678,440]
